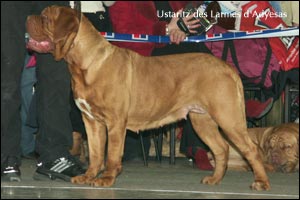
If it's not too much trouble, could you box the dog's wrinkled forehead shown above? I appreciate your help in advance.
[268,132,298,148]
[41,6,79,22]
[37,6,80,37]
[41,6,55,19]
[41,6,67,22]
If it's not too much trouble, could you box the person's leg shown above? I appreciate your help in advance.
[22,1,85,182]
[20,53,37,156]
[32,2,74,158]
[35,54,73,163]
[1,1,32,181]
[33,53,85,181]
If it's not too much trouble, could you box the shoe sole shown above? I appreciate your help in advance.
[33,169,71,182]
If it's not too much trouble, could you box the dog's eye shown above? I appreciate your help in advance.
[284,144,292,149]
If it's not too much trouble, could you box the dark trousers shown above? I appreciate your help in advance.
[34,54,73,163]
[30,1,71,163]
[1,1,72,165]
[20,53,38,155]
[1,1,32,165]
[29,1,84,163]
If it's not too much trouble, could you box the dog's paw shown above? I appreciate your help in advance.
[250,181,271,191]
[201,175,221,185]
[91,176,116,187]
[71,175,94,185]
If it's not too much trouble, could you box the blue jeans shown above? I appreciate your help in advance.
[20,53,37,155]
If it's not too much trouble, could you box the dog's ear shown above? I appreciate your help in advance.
[52,7,80,61]
[53,32,77,61]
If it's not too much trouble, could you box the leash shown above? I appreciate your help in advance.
[24,23,298,44]
[100,27,299,43]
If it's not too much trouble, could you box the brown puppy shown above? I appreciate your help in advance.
[26,6,270,190]
[211,123,299,173]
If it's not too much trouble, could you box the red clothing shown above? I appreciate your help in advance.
[109,1,188,56]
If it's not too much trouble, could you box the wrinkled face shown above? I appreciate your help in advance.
[264,131,299,173]
[26,6,80,60]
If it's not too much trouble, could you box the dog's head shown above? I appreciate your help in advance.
[26,6,80,61]
[263,123,299,173]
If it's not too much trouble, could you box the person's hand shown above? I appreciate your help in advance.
[167,9,201,44]
[167,9,183,33]
[169,29,186,44]
[179,12,201,34]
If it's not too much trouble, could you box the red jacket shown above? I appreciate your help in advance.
[109,1,188,56]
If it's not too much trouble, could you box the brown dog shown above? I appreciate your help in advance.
[210,123,299,173]
[26,6,270,190]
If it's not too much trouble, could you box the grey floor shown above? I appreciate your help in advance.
[1,157,299,199]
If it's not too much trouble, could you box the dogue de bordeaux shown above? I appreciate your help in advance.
[26,6,270,190]
[209,123,299,173]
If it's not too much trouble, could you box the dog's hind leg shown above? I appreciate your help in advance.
[211,96,270,190]
[217,119,270,190]
[205,74,270,190]
[189,112,229,185]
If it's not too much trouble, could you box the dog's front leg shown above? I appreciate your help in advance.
[72,115,107,185]
[91,121,126,187]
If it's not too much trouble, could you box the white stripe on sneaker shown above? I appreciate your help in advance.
[3,169,19,174]
[50,158,75,173]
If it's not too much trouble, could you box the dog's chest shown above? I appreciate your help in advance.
[75,98,95,120]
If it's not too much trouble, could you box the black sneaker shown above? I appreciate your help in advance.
[33,156,85,181]
[1,156,21,182]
